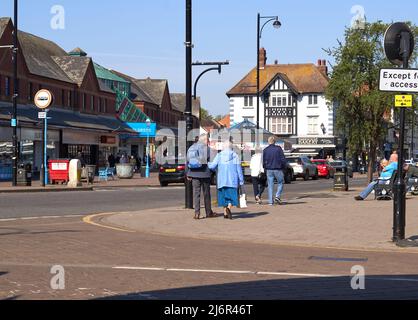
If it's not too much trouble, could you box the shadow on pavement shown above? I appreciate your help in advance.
[232,212,269,219]
[97,275,418,300]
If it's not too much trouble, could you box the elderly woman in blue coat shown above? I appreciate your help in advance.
[209,140,244,219]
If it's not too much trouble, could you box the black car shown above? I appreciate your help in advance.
[159,158,186,187]
[159,158,216,187]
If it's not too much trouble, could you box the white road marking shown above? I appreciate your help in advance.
[112,266,340,278]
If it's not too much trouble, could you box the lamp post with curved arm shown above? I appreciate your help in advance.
[256,14,281,131]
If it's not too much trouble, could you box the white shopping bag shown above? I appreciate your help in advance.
[239,194,248,208]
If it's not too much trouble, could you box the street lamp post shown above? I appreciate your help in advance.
[12,0,19,186]
[145,118,151,179]
[256,13,281,132]
[185,0,194,209]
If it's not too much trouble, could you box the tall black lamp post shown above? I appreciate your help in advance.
[185,0,194,209]
[12,0,19,186]
[256,13,281,131]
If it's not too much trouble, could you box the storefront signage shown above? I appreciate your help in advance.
[126,122,157,138]
[100,136,117,145]
[34,89,54,109]
[297,137,336,146]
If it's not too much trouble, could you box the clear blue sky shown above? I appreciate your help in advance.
[2,0,418,116]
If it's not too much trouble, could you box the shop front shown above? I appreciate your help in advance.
[291,137,337,159]
[0,126,60,180]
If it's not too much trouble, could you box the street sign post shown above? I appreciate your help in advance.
[34,89,53,187]
[382,22,415,244]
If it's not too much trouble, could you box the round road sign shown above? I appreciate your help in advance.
[34,89,53,109]
[384,22,415,66]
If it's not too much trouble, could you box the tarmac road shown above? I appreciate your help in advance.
[0,177,368,219]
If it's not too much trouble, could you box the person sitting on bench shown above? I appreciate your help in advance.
[355,154,398,201]
[405,164,418,193]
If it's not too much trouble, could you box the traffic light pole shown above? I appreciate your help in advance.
[392,31,411,242]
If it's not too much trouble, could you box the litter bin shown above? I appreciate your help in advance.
[17,163,32,186]
[334,170,349,191]
[81,165,96,184]
[49,160,70,184]
[140,166,147,178]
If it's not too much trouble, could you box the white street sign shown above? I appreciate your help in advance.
[38,112,47,119]
[379,68,418,93]
[34,89,53,109]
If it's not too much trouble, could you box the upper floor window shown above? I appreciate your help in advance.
[270,117,293,135]
[271,93,291,107]
[103,99,107,113]
[82,93,86,110]
[98,98,102,113]
[308,116,319,135]
[91,96,95,111]
[67,91,72,108]
[244,96,254,108]
[308,95,318,105]
[28,82,33,101]
[61,89,65,106]
[5,77,10,96]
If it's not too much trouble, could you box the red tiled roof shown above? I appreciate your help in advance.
[227,63,329,96]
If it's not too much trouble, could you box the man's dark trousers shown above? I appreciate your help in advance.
[192,178,212,216]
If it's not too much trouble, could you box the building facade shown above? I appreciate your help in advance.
[227,50,341,158]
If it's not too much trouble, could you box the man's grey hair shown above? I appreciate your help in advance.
[268,136,276,145]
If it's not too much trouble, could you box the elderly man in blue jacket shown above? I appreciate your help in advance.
[263,136,287,206]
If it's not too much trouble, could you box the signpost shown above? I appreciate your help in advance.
[34,89,53,187]
[382,22,416,243]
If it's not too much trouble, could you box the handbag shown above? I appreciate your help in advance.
[239,186,248,208]
[258,172,267,183]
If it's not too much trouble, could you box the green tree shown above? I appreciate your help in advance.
[200,107,213,121]
[325,21,418,182]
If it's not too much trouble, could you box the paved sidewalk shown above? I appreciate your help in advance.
[0,173,162,193]
[103,191,418,252]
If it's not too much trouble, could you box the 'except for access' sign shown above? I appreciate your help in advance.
[395,95,413,108]
[379,68,418,93]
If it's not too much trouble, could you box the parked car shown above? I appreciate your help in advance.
[329,160,354,178]
[159,158,186,187]
[159,158,216,187]
[287,156,318,181]
[241,161,294,184]
[311,159,335,179]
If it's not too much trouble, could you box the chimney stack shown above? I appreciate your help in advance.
[259,48,267,69]
[317,59,328,77]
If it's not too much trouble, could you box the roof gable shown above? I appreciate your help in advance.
[135,78,168,106]
[52,56,91,86]
[0,17,11,39]
[18,30,73,83]
[227,63,329,96]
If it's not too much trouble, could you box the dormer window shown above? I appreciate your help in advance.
[244,96,254,108]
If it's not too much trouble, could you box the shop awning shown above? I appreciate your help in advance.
[0,102,136,134]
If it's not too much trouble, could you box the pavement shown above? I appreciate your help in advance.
[0,173,161,193]
[100,188,418,252]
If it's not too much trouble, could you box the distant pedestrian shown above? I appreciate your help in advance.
[76,152,86,168]
[250,147,266,204]
[209,139,244,220]
[263,136,287,206]
[108,154,116,168]
[187,134,216,220]
[120,153,128,164]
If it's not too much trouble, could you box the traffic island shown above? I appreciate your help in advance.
[100,193,418,252]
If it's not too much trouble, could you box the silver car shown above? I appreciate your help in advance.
[287,156,319,181]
